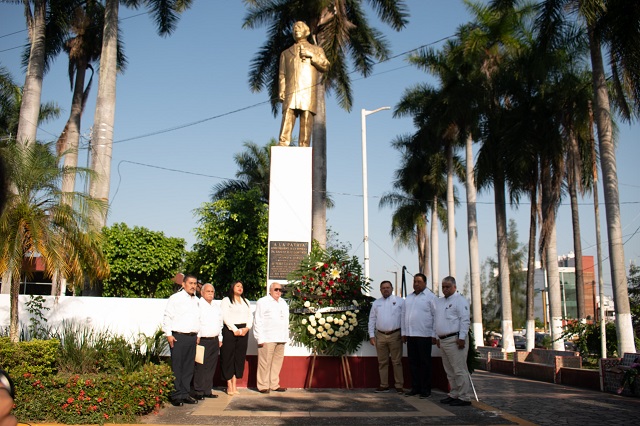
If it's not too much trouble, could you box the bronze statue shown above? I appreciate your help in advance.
[278,21,330,147]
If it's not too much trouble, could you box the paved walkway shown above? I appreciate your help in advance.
[141,370,640,426]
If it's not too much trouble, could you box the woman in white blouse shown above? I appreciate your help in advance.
[220,281,252,395]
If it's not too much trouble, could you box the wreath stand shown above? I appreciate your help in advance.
[305,351,353,389]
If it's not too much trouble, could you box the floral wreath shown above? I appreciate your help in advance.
[286,243,373,357]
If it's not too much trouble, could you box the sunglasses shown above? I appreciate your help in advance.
[273,288,283,292]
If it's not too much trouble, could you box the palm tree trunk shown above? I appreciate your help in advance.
[567,131,585,320]
[431,195,439,295]
[417,215,430,277]
[494,175,514,352]
[89,0,119,229]
[526,185,538,351]
[588,25,635,353]
[311,80,327,248]
[465,135,482,347]
[541,160,565,350]
[446,142,456,276]
[16,0,47,147]
[9,272,20,343]
[60,59,89,197]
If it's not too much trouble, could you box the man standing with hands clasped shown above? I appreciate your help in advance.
[435,276,473,407]
[401,273,437,399]
[162,274,200,407]
[368,280,404,393]
[253,282,290,394]
[193,283,223,400]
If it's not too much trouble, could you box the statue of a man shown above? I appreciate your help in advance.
[278,21,330,147]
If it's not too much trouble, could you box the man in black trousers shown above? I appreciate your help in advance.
[162,274,200,406]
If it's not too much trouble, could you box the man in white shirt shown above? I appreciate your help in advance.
[193,283,223,400]
[401,273,437,399]
[435,276,473,406]
[162,274,200,406]
[253,282,290,393]
[368,280,404,393]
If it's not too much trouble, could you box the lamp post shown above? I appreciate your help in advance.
[361,107,390,284]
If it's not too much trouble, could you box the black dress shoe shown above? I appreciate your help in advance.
[183,396,198,404]
[404,390,419,397]
[273,387,287,392]
[440,396,455,404]
[449,399,472,406]
[203,393,218,398]
[259,389,270,394]
[170,399,183,407]
[194,394,205,400]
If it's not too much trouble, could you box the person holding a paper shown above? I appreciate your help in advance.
[162,274,200,406]
[193,283,223,399]
[253,282,290,394]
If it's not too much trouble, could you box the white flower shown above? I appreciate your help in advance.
[309,315,315,322]
[349,326,354,331]
[322,331,328,338]
[329,268,341,279]
[355,310,360,314]
[335,332,343,337]
[318,326,324,332]
[315,312,322,319]
[317,333,323,339]
[344,330,350,336]
[327,316,334,323]
[316,261,325,268]
[346,311,352,316]
[301,319,308,325]
[324,334,331,340]
[331,337,338,342]
[353,300,359,306]
[341,315,347,321]
[310,319,317,327]
[338,319,344,326]
[304,301,311,308]
[307,326,315,334]
[316,289,323,295]
[333,317,340,324]
[328,328,334,335]
[318,318,326,325]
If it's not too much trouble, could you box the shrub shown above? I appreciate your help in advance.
[13,363,174,424]
[0,337,58,377]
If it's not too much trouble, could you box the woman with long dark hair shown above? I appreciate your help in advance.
[220,281,252,395]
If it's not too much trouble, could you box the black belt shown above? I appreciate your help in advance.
[199,336,219,340]
[173,331,197,336]
[377,329,400,335]
[438,332,459,339]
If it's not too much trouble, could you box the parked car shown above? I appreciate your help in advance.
[497,335,527,350]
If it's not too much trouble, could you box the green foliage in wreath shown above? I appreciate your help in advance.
[286,243,373,357]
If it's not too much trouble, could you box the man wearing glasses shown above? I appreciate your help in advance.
[253,282,290,393]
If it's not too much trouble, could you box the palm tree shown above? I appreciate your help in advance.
[0,141,109,342]
[90,0,193,229]
[379,132,447,279]
[242,0,409,247]
[212,139,276,204]
[56,0,126,199]
[537,0,639,353]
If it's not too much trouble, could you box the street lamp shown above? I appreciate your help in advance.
[361,107,390,284]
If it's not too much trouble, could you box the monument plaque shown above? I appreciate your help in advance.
[268,241,309,280]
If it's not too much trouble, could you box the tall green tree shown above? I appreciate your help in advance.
[0,141,109,342]
[89,0,193,229]
[243,0,408,247]
[187,188,268,301]
[55,0,126,199]
[537,0,640,354]
[101,223,185,298]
